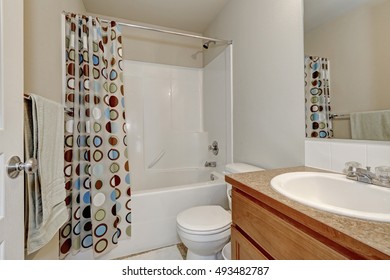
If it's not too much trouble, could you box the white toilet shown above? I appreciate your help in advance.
[176,163,264,260]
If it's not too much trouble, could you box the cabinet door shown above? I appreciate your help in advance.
[231,226,268,260]
[233,190,347,260]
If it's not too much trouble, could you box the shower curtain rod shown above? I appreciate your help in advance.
[62,11,232,45]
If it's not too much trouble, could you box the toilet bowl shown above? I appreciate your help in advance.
[177,205,231,260]
[176,163,264,260]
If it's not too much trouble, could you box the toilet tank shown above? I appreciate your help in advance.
[224,163,264,210]
[225,163,264,174]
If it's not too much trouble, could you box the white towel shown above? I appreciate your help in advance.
[25,94,68,255]
[350,110,390,141]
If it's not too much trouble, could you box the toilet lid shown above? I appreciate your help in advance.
[177,205,231,232]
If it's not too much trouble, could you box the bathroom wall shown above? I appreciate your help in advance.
[204,0,305,169]
[121,26,203,68]
[24,0,86,103]
[305,139,390,173]
[24,0,86,260]
[85,12,204,68]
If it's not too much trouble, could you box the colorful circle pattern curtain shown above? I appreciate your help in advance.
[60,13,131,258]
[304,56,333,138]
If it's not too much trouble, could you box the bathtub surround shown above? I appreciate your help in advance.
[124,47,232,191]
[61,14,131,258]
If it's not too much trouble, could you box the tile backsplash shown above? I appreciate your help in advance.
[305,139,390,174]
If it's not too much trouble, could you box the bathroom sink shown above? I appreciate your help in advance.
[270,172,390,222]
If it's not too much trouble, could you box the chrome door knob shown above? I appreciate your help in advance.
[6,156,38,178]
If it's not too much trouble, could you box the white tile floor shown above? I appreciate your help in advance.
[121,245,184,260]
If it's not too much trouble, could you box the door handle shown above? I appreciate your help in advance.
[6,156,38,178]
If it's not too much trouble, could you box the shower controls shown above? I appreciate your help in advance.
[208,141,219,156]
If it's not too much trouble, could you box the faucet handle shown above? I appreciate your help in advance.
[375,166,390,183]
[345,161,362,175]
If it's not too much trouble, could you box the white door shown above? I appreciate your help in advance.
[0,0,24,259]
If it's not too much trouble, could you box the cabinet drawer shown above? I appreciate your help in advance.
[232,189,347,260]
[231,226,268,260]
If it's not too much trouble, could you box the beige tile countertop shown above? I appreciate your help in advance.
[226,166,390,259]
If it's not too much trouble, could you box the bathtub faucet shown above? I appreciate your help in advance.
[205,161,217,167]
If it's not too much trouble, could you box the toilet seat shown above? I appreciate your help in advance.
[177,205,231,235]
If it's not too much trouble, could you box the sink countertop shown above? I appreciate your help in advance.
[226,166,390,258]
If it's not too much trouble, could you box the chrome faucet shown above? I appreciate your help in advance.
[208,141,219,156]
[205,161,217,167]
[345,161,390,188]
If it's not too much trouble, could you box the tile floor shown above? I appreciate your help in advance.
[119,244,187,260]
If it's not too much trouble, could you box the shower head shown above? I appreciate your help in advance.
[192,40,216,59]
[203,40,216,49]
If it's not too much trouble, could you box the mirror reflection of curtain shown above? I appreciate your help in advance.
[304,56,333,138]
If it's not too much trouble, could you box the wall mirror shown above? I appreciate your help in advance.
[304,0,390,141]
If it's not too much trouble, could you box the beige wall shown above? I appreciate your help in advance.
[204,0,305,169]
[86,12,205,68]
[305,1,390,139]
[24,0,86,260]
[24,0,86,103]
[121,25,203,68]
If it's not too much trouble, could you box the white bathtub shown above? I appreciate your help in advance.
[66,171,228,260]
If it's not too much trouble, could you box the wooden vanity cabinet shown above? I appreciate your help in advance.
[231,189,348,260]
[227,168,390,260]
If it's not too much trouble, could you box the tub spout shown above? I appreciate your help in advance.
[205,161,217,167]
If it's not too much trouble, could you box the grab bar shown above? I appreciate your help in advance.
[147,150,166,169]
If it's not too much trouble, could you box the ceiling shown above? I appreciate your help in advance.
[82,0,230,34]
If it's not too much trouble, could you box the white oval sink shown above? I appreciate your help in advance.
[270,172,390,222]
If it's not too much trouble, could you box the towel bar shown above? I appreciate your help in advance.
[330,113,350,120]
[24,93,72,113]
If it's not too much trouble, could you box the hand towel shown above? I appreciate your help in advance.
[350,110,390,141]
[24,94,69,255]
